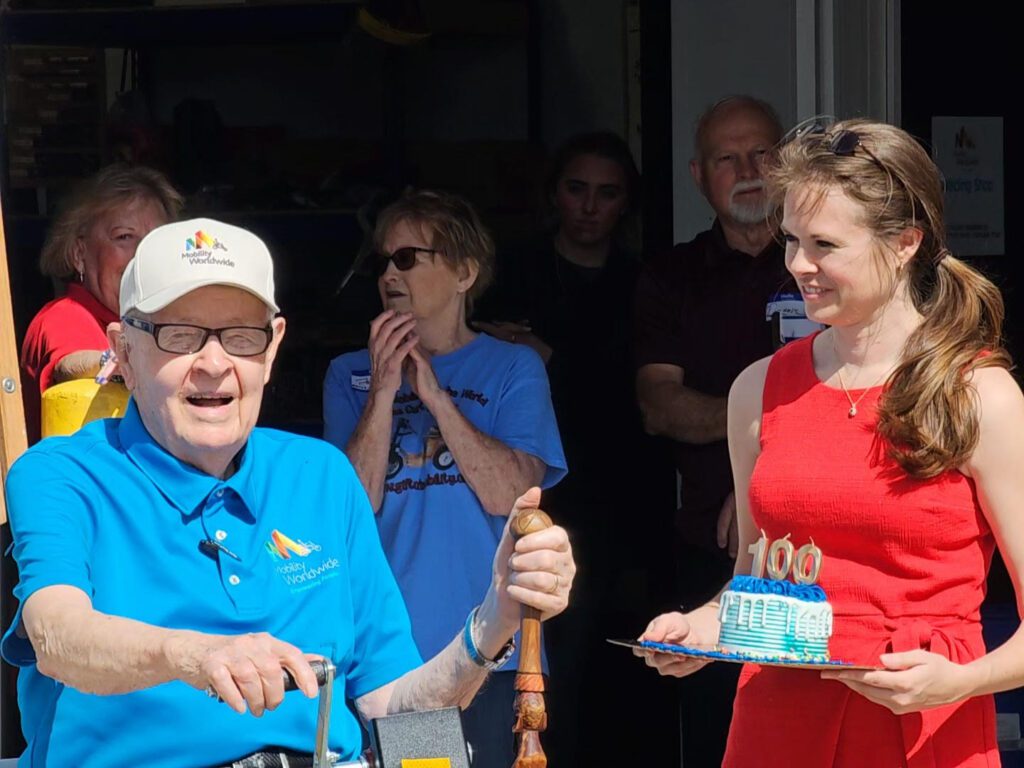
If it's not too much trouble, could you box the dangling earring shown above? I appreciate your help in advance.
[77,269,85,283]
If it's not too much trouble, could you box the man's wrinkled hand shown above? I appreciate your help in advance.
[485,488,575,640]
[168,631,319,716]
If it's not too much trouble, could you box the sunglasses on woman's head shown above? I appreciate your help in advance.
[782,116,886,170]
[781,116,921,221]
[826,129,886,167]
[373,246,440,275]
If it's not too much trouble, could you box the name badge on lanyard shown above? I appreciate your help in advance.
[765,291,825,347]
[351,369,371,391]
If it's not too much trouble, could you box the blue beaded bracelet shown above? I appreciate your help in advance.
[462,606,515,671]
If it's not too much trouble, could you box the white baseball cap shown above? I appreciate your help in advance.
[119,218,279,314]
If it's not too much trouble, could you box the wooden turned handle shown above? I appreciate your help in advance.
[510,508,553,539]
[511,508,551,674]
[510,507,552,768]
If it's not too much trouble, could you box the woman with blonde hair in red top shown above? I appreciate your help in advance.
[21,164,182,441]
[638,119,1018,767]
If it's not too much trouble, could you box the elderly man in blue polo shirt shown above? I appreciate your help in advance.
[1,218,576,768]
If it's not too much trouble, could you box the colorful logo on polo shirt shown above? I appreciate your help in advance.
[267,530,339,593]
[185,230,227,252]
[265,529,312,560]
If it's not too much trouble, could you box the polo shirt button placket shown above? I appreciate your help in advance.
[206,486,264,614]
[204,490,241,597]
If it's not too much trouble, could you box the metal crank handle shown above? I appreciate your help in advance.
[283,659,338,768]
[282,659,332,692]
[205,658,332,700]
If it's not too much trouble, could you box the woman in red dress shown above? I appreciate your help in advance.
[639,120,1020,767]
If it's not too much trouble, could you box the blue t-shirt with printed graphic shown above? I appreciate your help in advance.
[1,401,420,768]
[323,333,567,662]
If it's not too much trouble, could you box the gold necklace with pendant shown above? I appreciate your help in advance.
[831,335,892,418]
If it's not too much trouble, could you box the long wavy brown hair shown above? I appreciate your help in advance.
[766,119,1011,478]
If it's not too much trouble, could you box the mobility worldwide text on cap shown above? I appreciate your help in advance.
[119,218,279,314]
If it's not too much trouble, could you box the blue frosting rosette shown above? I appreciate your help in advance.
[727,574,827,602]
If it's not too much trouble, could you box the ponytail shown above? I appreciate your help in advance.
[877,254,1011,478]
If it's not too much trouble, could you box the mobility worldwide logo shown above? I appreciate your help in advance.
[265,529,314,560]
[266,530,339,593]
[185,230,227,252]
[951,125,980,168]
[953,126,976,151]
[181,229,235,267]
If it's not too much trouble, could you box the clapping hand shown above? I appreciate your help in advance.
[404,345,444,407]
[368,310,418,397]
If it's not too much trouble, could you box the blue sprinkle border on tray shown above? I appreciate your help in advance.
[638,640,856,667]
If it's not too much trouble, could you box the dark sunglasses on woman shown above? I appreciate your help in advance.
[373,246,441,276]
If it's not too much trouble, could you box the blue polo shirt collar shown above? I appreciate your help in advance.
[117,399,258,521]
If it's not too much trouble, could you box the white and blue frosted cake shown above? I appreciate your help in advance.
[717,575,833,661]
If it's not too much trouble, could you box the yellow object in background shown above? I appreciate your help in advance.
[401,760,451,768]
[41,378,130,438]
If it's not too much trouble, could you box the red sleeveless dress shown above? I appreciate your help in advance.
[723,334,1000,768]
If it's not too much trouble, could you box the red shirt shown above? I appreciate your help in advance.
[20,283,117,443]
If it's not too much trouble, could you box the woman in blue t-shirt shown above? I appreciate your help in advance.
[323,189,567,768]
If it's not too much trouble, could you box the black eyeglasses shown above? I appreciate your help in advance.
[373,246,440,276]
[122,316,273,356]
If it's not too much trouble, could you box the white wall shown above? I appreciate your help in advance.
[670,0,799,242]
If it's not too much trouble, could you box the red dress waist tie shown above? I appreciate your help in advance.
[727,616,998,768]
[839,613,993,768]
